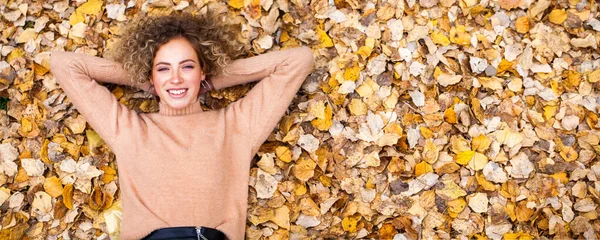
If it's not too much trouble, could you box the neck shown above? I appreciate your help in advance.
[158,99,203,116]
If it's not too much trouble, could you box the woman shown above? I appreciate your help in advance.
[50,12,314,240]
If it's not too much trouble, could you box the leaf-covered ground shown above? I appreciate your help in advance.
[1,0,600,239]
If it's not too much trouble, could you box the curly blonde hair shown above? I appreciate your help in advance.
[107,11,246,85]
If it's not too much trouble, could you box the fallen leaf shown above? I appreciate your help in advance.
[43,176,64,198]
[342,215,360,233]
[548,9,567,25]
[69,0,104,25]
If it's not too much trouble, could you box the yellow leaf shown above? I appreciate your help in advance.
[467,152,488,171]
[515,201,534,222]
[420,127,434,139]
[450,136,471,153]
[548,9,567,24]
[565,71,581,88]
[33,63,49,76]
[227,0,244,9]
[355,81,374,97]
[299,197,320,216]
[504,231,535,240]
[379,223,398,239]
[14,167,29,183]
[312,104,333,131]
[422,140,439,164]
[433,66,443,79]
[43,176,64,198]
[60,141,80,159]
[69,0,104,25]
[504,232,521,240]
[455,151,475,165]
[471,134,491,152]
[228,0,245,9]
[17,70,34,92]
[560,146,578,162]
[139,99,156,112]
[111,86,124,99]
[515,16,530,33]
[471,97,485,123]
[449,25,471,46]
[276,146,292,163]
[384,122,403,136]
[18,117,39,138]
[7,48,24,63]
[543,105,557,120]
[357,37,375,58]
[478,77,503,90]
[496,59,514,75]
[447,198,466,218]
[270,205,290,229]
[86,130,105,152]
[551,172,568,184]
[342,215,360,233]
[279,30,290,43]
[383,89,399,110]
[414,161,433,176]
[344,64,360,81]
[437,180,467,200]
[294,182,307,196]
[431,31,450,46]
[316,26,333,48]
[348,99,367,116]
[308,100,326,119]
[63,184,74,210]
[476,172,496,191]
[89,185,112,211]
[292,157,316,182]
[588,68,600,83]
[436,162,460,174]
[100,165,117,184]
[444,107,457,124]
[505,202,516,221]
[41,139,52,164]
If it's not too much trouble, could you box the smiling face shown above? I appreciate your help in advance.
[150,37,205,109]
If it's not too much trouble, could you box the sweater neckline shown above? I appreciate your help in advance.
[158,100,203,116]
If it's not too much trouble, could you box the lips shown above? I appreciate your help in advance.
[166,88,188,98]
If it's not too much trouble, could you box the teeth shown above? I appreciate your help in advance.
[168,89,186,94]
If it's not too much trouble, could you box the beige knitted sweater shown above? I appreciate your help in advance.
[50,46,314,240]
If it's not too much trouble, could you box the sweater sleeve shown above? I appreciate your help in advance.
[49,51,149,146]
[224,46,314,153]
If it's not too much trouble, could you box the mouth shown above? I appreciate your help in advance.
[166,88,188,98]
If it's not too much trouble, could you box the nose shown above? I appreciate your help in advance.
[170,71,183,84]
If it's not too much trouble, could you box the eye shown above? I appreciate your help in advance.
[183,65,194,69]
[157,67,168,72]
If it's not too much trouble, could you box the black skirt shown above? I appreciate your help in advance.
[141,226,226,240]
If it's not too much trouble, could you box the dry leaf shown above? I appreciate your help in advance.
[548,9,567,25]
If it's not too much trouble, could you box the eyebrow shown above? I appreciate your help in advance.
[154,59,196,66]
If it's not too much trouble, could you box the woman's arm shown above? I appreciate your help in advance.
[49,51,146,146]
[51,51,152,90]
[226,46,315,154]
[210,47,312,90]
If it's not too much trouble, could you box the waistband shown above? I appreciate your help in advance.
[141,226,226,240]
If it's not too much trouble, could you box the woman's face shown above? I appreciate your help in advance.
[151,37,204,109]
